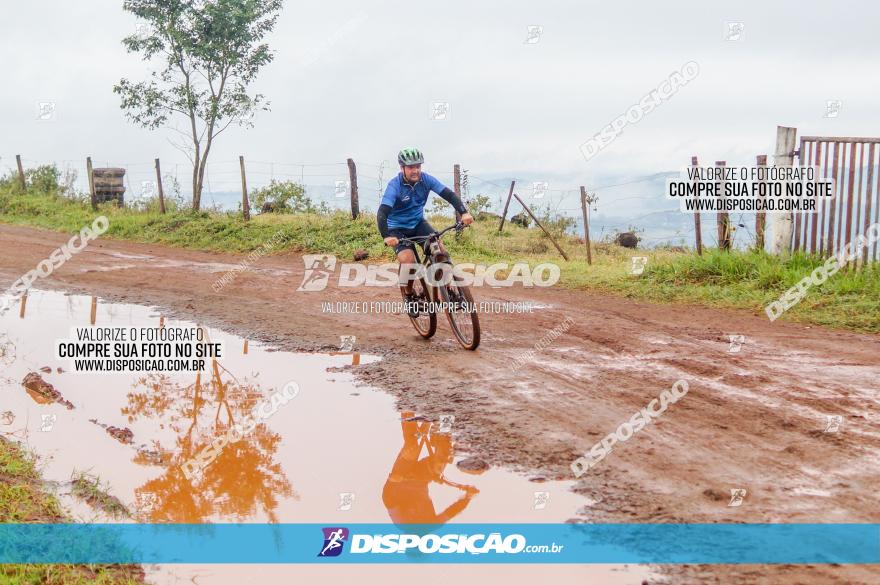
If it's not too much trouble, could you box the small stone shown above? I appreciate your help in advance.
[403,415,429,422]
[456,457,489,473]
[106,425,134,444]
[22,372,74,409]
[353,249,369,261]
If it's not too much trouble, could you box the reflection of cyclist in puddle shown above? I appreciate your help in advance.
[383,411,479,525]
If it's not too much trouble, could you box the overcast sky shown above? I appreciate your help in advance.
[2,0,879,216]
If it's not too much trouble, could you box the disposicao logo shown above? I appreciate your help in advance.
[298,255,337,292]
[318,527,349,557]
[317,530,539,555]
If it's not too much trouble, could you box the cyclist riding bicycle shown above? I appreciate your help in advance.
[378,148,474,302]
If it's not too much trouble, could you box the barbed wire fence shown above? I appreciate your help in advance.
[2,154,757,253]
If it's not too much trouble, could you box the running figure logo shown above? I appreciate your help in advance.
[298,255,337,292]
[318,527,349,557]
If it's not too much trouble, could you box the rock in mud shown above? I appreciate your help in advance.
[702,488,727,502]
[88,418,134,444]
[456,457,490,473]
[402,414,430,422]
[21,372,74,409]
[107,425,134,444]
[135,445,169,465]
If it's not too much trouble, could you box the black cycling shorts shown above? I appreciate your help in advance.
[389,219,435,256]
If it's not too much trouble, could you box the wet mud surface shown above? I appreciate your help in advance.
[1,224,879,584]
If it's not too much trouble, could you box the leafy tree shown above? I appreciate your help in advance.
[114,0,282,211]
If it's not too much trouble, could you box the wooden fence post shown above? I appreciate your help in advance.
[716,160,731,250]
[498,181,515,232]
[755,154,767,250]
[86,157,97,211]
[580,186,592,265]
[154,158,166,214]
[770,125,797,255]
[239,156,250,221]
[512,193,569,261]
[15,155,26,191]
[691,156,703,255]
[347,158,359,219]
[453,164,462,222]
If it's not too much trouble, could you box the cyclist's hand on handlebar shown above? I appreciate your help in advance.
[384,236,399,247]
[460,213,474,226]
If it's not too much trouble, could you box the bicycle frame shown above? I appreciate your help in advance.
[398,224,461,290]
[399,223,461,266]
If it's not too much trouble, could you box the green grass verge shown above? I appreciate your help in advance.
[1,185,878,332]
[0,437,144,584]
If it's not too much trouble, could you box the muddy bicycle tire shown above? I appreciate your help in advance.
[404,276,437,339]
[437,276,481,350]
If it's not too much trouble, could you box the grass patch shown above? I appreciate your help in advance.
[0,183,878,332]
[0,437,64,523]
[70,472,130,519]
[0,437,144,584]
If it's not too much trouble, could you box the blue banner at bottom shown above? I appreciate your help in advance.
[0,523,877,564]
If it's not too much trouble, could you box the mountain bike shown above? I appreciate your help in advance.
[395,223,481,350]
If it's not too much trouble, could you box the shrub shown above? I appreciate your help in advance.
[25,165,61,194]
[466,193,492,215]
[251,180,326,214]
[536,204,576,237]
[0,164,63,195]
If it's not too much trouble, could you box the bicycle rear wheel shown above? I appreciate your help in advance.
[404,277,437,339]
[437,275,481,350]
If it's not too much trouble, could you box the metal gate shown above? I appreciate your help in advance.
[794,136,880,265]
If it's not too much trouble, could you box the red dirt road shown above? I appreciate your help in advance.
[1,224,878,583]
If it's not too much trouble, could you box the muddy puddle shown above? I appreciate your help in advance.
[0,289,651,584]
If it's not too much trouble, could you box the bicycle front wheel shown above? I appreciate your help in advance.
[404,276,437,339]
[437,275,481,350]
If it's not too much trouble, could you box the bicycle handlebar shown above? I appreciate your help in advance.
[392,222,467,245]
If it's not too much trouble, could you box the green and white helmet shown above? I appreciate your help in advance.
[398,147,424,166]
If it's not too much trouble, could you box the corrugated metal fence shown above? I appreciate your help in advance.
[794,136,880,263]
